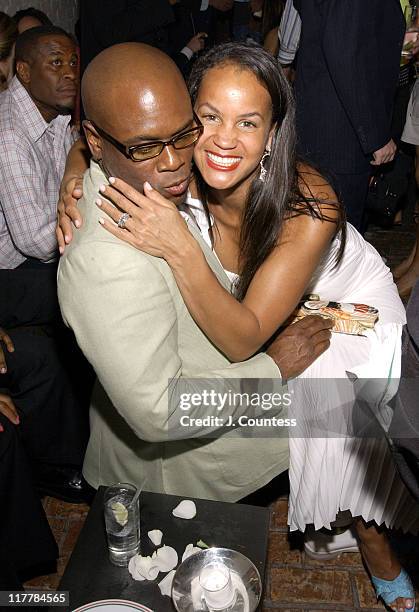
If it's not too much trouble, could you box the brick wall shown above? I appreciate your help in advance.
[0,0,79,36]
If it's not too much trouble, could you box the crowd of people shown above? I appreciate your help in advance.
[0,3,419,611]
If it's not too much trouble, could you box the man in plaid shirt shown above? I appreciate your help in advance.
[0,26,78,269]
[0,26,93,506]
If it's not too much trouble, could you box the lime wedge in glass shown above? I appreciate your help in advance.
[111,501,128,526]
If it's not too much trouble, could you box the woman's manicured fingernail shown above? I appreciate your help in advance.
[59,246,64,254]
[65,235,70,243]
[99,184,106,193]
[109,176,115,184]
[75,219,81,228]
[144,181,152,190]
[95,198,102,207]
[98,218,105,225]
[0,367,6,374]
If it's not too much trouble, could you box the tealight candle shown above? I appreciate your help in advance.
[199,562,235,610]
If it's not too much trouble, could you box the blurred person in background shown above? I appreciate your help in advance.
[0,26,92,504]
[276,0,299,78]
[168,0,208,77]
[386,0,419,227]
[13,6,52,33]
[79,0,175,74]
[394,80,419,299]
[293,0,405,232]
[262,0,284,56]
[0,11,18,92]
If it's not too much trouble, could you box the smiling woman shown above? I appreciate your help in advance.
[194,65,273,193]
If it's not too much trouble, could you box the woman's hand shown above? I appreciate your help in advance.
[96,178,198,263]
[0,394,20,432]
[0,328,14,374]
[56,175,84,253]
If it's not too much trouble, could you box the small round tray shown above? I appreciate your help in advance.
[171,547,262,611]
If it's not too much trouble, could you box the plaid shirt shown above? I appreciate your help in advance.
[0,76,77,269]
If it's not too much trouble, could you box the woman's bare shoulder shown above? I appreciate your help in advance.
[296,162,340,221]
[278,163,342,246]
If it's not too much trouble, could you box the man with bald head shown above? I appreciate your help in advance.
[58,42,330,501]
[81,43,192,204]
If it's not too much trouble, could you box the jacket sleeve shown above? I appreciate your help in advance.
[58,241,282,444]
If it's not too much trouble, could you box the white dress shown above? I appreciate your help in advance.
[184,195,419,533]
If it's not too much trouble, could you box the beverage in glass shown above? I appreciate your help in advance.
[104,482,140,566]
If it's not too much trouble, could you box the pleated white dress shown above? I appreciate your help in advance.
[184,195,419,534]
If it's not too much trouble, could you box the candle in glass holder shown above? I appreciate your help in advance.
[199,562,235,610]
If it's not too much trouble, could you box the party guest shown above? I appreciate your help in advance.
[0,26,92,502]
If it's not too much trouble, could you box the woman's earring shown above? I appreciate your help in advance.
[259,149,270,183]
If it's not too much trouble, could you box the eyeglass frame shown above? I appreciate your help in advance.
[83,112,204,162]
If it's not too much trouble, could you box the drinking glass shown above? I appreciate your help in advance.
[103,482,140,566]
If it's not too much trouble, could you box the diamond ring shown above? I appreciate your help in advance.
[117,212,131,228]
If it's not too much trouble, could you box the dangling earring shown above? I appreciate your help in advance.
[259,149,270,183]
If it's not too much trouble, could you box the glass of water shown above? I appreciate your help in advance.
[104,482,140,566]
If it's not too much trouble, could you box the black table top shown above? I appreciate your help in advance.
[58,488,270,612]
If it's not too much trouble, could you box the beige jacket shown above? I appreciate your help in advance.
[58,162,289,501]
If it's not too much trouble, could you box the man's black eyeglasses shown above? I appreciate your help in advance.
[84,113,204,162]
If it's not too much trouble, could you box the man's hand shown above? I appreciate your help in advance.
[186,32,207,54]
[0,394,19,432]
[371,139,397,166]
[267,315,333,380]
[0,328,14,374]
[209,0,233,11]
[56,175,84,254]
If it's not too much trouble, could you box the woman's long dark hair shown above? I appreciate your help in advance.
[188,42,346,301]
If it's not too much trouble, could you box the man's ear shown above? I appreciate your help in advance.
[15,60,31,85]
[82,121,103,161]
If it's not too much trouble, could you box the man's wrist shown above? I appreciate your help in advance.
[181,46,194,60]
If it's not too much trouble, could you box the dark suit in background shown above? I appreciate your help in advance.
[293,0,405,230]
[79,0,175,73]
[169,0,211,77]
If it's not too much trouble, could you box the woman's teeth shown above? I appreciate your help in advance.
[207,152,241,167]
